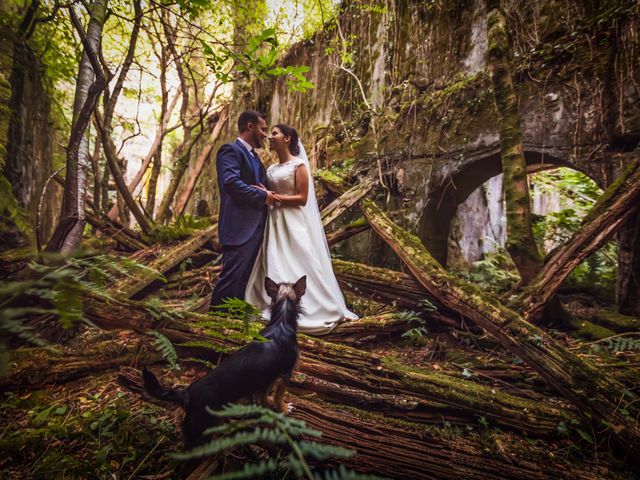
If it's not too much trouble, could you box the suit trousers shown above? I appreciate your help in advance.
[209,221,265,310]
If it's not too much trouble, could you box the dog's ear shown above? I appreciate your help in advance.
[293,275,306,298]
[265,277,279,299]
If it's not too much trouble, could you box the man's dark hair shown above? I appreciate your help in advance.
[238,110,266,133]
[274,123,300,156]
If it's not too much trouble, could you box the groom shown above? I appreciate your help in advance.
[209,110,277,311]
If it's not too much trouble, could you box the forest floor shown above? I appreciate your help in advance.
[1,232,639,480]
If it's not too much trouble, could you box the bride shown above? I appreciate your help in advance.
[245,123,358,334]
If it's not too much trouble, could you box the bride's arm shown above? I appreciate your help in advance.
[273,164,309,207]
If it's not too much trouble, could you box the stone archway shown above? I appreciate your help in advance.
[417,149,583,266]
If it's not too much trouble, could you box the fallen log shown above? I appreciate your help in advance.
[113,224,218,298]
[321,178,376,228]
[333,258,435,308]
[292,398,596,480]
[516,157,640,322]
[326,218,370,247]
[85,210,147,251]
[80,293,568,436]
[323,313,421,344]
[333,259,461,328]
[1,339,162,390]
[359,198,640,459]
[297,335,566,436]
[115,369,593,480]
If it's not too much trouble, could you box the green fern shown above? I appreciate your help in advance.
[211,297,263,335]
[605,337,640,352]
[1,252,164,364]
[173,403,388,480]
[147,330,180,371]
[183,357,218,370]
[144,296,184,323]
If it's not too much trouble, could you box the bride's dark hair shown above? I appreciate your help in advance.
[274,123,300,156]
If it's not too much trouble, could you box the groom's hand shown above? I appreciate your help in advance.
[255,184,277,206]
[265,190,278,206]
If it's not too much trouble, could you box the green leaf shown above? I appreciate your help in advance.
[576,429,594,444]
[148,331,180,371]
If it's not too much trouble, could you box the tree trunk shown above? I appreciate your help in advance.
[486,0,543,284]
[95,111,153,235]
[616,211,640,316]
[155,10,193,224]
[46,0,108,252]
[359,198,640,460]
[516,157,640,322]
[145,43,174,216]
[174,106,229,217]
[89,134,102,213]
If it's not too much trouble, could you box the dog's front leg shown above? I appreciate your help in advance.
[252,386,270,407]
[272,376,291,413]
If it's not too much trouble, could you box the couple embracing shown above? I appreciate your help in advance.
[209,110,358,334]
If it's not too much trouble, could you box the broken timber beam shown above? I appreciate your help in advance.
[112,224,218,298]
[359,198,640,459]
[516,156,640,322]
[291,398,593,480]
[326,218,370,247]
[1,340,163,390]
[116,371,586,480]
[321,178,376,228]
[81,292,568,436]
[85,210,147,251]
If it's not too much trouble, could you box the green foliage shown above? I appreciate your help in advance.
[211,297,262,335]
[590,336,640,353]
[454,249,520,294]
[148,215,211,244]
[183,356,218,369]
[202,28,314,92]
[175,0,215,19]
[530,168,616,295]
[0,389,178,478]
[147,330,180,371]
[144,296,184,323]
[0,252,161,373]
[0,174,34,244]
[173,403,387,480]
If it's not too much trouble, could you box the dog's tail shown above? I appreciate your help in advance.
[142,368,188,407]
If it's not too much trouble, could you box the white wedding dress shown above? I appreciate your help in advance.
[245,143,358,334]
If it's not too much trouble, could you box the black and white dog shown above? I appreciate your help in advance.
[142,276,305,449]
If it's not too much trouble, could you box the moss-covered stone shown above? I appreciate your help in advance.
[592,310,640,333]
[571,319,616,340]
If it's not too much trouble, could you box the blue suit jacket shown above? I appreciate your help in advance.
[216,140,267,246]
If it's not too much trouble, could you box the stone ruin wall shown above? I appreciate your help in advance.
[261,0,640,267]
